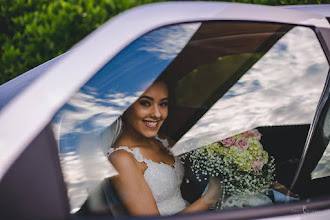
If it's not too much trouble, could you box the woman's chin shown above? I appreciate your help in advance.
[142,130,159,138]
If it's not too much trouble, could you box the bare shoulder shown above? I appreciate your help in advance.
[108,149,138,170]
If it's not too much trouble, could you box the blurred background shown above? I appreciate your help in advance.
[0,0,328,85]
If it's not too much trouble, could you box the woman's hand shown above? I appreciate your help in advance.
[202,176,224,205]
[270,182,299,199]
[179,176,223,213]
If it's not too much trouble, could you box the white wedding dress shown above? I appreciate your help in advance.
[107,136,188,216]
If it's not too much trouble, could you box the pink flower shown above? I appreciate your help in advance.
[234,137,249,150]
[243,129,262,140]
[251,157,264,171]
[220,137,236,148]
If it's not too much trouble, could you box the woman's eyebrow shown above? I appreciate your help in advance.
[140,95,153,101]
[139,96,168,101]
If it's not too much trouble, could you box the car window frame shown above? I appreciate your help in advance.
[56,22,330,219]
[64,22,330,219]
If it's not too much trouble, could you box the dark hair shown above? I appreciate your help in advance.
[154,74,172,135]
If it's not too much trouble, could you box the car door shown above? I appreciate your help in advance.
[0,2,330,220]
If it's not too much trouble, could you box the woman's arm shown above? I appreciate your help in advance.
[158,133,223,213]
[109,150,160,216]
[180,177,223,213]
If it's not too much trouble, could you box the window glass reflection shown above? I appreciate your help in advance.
[173,26,328,155]
[51,23,200,213]
[51,21,329,217]
[171,25,328,211]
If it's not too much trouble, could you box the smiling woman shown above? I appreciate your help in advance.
[102,79,223,216]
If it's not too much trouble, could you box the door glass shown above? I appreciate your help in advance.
[169,24,328,211]
[52,23,201,213]
[51,21,329,217]
[172,25,328,155]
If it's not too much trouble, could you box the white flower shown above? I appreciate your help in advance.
[181,129,275,196]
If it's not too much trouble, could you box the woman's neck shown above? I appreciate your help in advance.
[117,125,157,149]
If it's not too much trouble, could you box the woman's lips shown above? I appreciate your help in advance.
[143,120,158,128]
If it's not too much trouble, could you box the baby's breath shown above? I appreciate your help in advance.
[180,129,275,196]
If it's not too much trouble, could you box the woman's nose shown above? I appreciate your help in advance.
[151,105,161,118]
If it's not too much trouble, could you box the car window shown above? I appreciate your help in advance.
[51,21,329,217]
[169,24,329,209]
[172,25,328,155]
[52,23,201,213]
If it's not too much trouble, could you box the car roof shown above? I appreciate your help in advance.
[0,1,329,181]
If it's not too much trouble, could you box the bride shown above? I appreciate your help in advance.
[105,79,222,216]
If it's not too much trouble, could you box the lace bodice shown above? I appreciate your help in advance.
[107,137,188,216]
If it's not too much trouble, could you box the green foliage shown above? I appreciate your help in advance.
[0,0,163,84]
[0,0,327,84]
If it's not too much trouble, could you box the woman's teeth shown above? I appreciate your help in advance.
[144,121,157,127]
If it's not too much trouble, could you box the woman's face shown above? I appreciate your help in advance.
[124,81,168,138]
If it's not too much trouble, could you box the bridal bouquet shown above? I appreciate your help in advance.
[181,129,276,196]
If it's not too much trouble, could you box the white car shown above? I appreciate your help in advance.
[0,2,330,220]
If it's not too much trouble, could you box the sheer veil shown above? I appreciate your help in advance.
[76,117,123,212]
[100,117,124,156]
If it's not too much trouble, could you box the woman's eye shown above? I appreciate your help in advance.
[139,100,150,106]
[160,102,168,107]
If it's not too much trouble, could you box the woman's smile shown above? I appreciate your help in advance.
[143,120,159,128]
